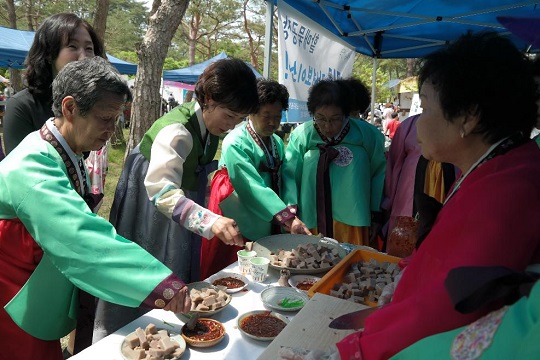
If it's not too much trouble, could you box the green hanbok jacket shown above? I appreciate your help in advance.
[218,122,290,240]
[0,129,183,341]
[282,118,386,228]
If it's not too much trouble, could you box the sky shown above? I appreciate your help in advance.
[138,0,152,10]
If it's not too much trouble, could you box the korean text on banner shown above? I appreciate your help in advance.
[277,0,355,123]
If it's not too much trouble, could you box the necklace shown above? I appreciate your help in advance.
[247,120,278,169]
[443,137,509,205]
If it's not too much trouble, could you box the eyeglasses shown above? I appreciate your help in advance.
[313,115,344,125]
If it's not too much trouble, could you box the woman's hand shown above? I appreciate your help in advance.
[164,286,191,314]
[284,217,312,235]
[212,216,245,246]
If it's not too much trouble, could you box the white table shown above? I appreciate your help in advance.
[71,263,293,360]
[259,292,367,359]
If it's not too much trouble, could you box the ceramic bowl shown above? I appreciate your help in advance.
[288,275,321,293]
[183,281,232,316]
[181,318,226,348]
[260,286,309,311]
[252,234,346,274]
[120,328,186,359]
[206,271,249,294]
[237,310,290,341]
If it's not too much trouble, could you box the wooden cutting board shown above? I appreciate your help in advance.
[258,293,369,359]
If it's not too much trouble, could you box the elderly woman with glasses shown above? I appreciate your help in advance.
[282,78,386,247]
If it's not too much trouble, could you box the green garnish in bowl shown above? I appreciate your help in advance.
[278,297,305,308]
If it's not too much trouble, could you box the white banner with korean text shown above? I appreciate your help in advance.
[277,0,355,122]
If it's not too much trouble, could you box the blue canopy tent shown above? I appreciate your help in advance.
[106,54,138,75]
[265,0,539,62]
[163,52,228,83]
[262,0,540,115]
[0,27,35,69]
[163,51,262,84]
[0,26,138,74]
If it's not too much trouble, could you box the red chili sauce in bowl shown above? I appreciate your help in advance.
[240,312,287,338]
[182,319,224,342]
[212,276,245,289]
[295,280,315,291]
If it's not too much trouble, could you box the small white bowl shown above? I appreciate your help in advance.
[206,271,249,294]
[237,310,290,341]
[181,318,226,348]
[288,275,321,293]
[260,286,309,312]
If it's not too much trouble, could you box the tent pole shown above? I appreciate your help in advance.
[161,73,165,116]
[263,0,274,79]
[371,58,378,118]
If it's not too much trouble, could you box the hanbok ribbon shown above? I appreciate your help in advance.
[313,118,351,237]
[247,121,282,234]
[39,123,103,212]
[316,144,339,238]
[313,121,350,238]
[39,121,100,352]
[259,160,283,235]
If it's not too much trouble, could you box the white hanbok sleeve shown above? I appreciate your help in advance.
[144,123,219,238]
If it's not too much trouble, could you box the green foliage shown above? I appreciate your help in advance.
[105,1,147,53]
[179,0,244,57]
[114,50,138,64]
[0,0,147,53]
[0,0,415,101]
[352,54,411,103]
[163,57,189,71]
[216,38,248,58]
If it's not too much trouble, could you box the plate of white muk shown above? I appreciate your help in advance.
[121,323,186,360]
[186,281,232,315]
[253,234,346,274]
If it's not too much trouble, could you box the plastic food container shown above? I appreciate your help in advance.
[308,249,401,306]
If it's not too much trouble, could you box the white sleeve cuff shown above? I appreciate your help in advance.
[181,201,220,239]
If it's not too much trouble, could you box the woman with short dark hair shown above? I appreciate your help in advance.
[337,32,540,360]
[93,58,260,341]
[200,79,311,280]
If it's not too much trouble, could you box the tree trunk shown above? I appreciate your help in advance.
[406,58,416,78]
[243,0,258,67]
[188,12,200,65]
[126,0,190,157]
[6,0,16,27]
[25,0,35,31]
[184,91,194,103]
[93,0,110,44]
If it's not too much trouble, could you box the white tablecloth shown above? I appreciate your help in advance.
[71,263,292,360]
